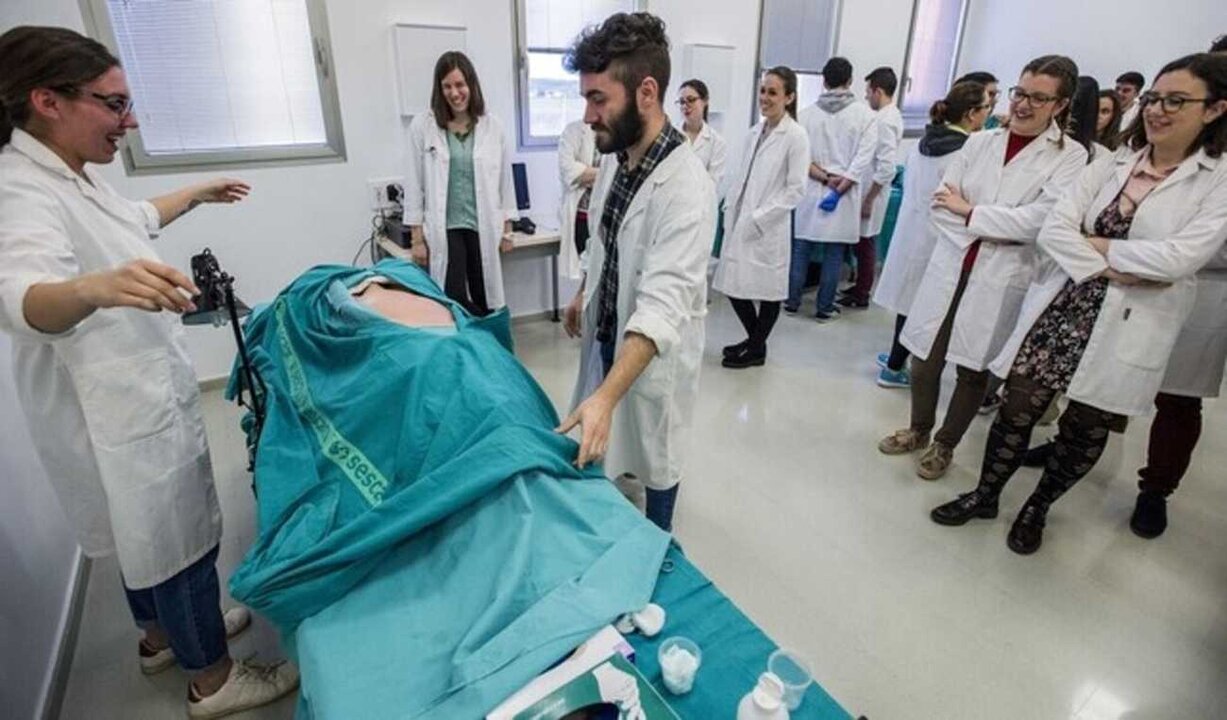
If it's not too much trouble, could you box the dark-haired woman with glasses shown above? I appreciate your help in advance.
[931,53,1227,554]
[880,56,1087,482]
[677,79,727,189]
[0,25,298,717]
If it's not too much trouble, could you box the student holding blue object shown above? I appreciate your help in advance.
[791,57,878,322]
[559,13,715,532]
[405,51,518,316]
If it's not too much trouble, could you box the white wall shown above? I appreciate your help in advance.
[959,0,1227,95]
[0,335,82,720]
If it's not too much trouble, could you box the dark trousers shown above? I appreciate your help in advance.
[574,213,590,257]
[849,235,877,302]
[1138,392,1203,496]
[122,545,227,673]
[909,271,990,448]
[976,373,1123,507]
[728,297,781,352]
[887,314,910,371]
[444,228,490,316]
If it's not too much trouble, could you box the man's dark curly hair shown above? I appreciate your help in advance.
[564,12,671,104]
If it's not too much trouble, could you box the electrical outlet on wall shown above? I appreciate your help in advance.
[367,177,404,211]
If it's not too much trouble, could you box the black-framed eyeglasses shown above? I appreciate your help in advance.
[54,85,134,118]
[1139,92,1209,114]
[676,96,700,106]
[1008,86,1059,107]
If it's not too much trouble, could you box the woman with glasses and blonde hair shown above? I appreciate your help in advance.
[879,56,1087,481]
[0,25,298,717]
[931,53,1227,554]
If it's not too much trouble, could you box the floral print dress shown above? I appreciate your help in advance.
[1012,196,1135,392]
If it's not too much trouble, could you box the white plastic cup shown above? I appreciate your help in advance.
[658,636,702,695]
[768,648,812,710]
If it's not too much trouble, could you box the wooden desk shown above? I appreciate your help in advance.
[375,231,563,321]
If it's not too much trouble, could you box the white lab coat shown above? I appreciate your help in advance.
[0,130,221,589]
[404,111,518,308]
[872,139,962,316]
[901,123,1088,370]
[685,121,728,191]
[558,120,598,280]
[712,116,809,301]
[569,142,716,490]
[860,104,904,237]
[990,147,1227,416]
[794,100,877,244]
[1161,241,1227,398]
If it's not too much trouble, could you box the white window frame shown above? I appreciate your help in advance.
[511,0,643,150]
[78,0,346,174]
[897,0,971,136]
[751,0,843,127]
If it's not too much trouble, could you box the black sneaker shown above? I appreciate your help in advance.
[722,340,750,359]
[931,489,999,526]
[1129,491,1167,539]
[783,304,799,314]
[722,346,766,369]
[1007,500,1049,555]
[836,295,869,309]
[815,307,841,323]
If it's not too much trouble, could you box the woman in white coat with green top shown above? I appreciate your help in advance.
[880,56,1087,481]
[931,53,1227,554]
[405,51,517,315]
[712,66,809,369]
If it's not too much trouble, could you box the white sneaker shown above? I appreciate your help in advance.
[188,658,300,719]
[140,607,253,675]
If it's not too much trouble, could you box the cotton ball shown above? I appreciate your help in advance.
[660,645,699,695]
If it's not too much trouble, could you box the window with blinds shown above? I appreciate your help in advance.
[899,0,970,132]
[513,0,639,148]
[755,0,842,124]
[81,0,344,172]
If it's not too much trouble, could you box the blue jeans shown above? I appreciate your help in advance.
[123,545,227,672]
[788,240,846,314]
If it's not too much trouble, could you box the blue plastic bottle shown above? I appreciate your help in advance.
[818,189,841,212]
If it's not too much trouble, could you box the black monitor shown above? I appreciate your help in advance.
[512,162,530,211]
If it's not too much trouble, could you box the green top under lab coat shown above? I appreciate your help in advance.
[446,129,480,231]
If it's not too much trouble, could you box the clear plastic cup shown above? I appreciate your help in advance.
[658,636,702,695]
[768,648,812,710]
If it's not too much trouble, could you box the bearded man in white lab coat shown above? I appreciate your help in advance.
[558,12,716,533]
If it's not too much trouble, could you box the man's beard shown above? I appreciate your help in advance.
[592,100,644,154]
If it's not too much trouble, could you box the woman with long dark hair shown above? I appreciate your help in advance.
[712,66,809,368]
[1097,89,1124,150]
[931,53,1227,554]
[0,25,297,716]
[405,51,517,316]
[677,78,727,188]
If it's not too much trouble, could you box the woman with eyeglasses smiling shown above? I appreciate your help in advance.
[881,55,1087,482]
[676,79,727,189]
[0,26,297,718]
[930,53,1227,554]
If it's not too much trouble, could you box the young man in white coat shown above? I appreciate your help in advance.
[558,13,716,533]
[790,57,877,321]
[558,118,599,279]
[840,67,903,308]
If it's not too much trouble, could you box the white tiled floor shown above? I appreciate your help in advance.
[60,297,1227,719]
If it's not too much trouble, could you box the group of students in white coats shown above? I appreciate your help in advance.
[872,50,1227,554]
